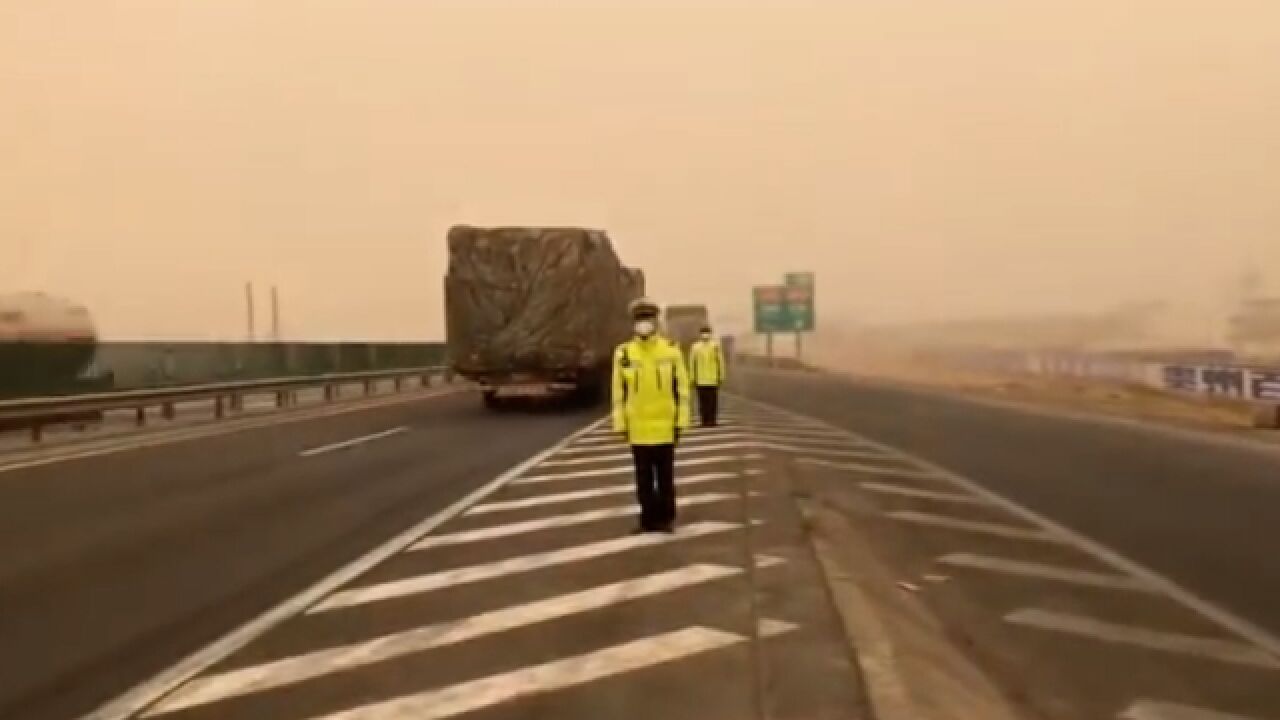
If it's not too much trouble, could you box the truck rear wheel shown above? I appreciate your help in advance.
[482,391,504,411]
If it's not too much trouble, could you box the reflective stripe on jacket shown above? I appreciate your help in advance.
[611,336,691,445]
[689,340,725,387]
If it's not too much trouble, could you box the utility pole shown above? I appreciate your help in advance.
[270,285,281,342]
[245,282,256,342]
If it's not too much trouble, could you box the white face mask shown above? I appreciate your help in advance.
[634,319,656,337]
[700,332,712,341]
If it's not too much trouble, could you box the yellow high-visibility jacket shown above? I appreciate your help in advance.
[611,335,691,445]
[689,339,726,387]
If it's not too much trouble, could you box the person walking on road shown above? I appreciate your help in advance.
[612,297,691,534]
[689,324,726,427]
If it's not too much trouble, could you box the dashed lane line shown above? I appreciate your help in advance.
[298,426,409,457]
[147,562,768,715]
[937,553,1158,592]
[308,520,748,614]
[1005,609,1280,670]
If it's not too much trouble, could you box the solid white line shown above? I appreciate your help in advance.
[308,626,751,720]
[308,520,744,613]
[886,511,1064,543]
[81,414,605,720]
[937,553,1157,592]
[861,482,988,505]
[797,457,937,478]
[2,387,462,477]
[1006,608,1280,669]
[737,394,1280,681]
[411,492,742,550]
[1119,700,1268,720]
[515,454,763,485]
[146,563,748,714]
[466,472,738,515]
[298,426,408,457]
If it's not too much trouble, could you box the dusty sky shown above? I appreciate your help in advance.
[3,0,1279,340]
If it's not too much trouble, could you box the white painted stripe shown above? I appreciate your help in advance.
[541,442,749,467]
[412,492,741,550]
[81,414,602,720]
[1119,700,1269,720]
[798,457,938,478]
[1006,609,1280,669]
[860,482,987,505]
[147,564,748,714]
[516,454,762,485]
[886,511,1063,543]
[937,553,1157,592]
[758,618,799,637]
[308,626,751,720]
[466,472,737,515]
[309,520,743,613]
[298,427,408,457]
[559,432,746,454]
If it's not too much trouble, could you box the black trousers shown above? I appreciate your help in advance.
[696,385,720,426]
[631,443,676,530]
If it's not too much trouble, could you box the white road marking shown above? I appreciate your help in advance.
[82,414,603,720]
[860,482,988,505]
[1119,700,1271,720]
[798,457,939,478]
[737,394,1280,687]
[515,454,762,485]
[1005,608,1280,669]
[540,442,749,467]
[147,563,750,715]
[411,492,743,550]
[307,626,754,720]
[298,427,408,457]
[466,472,738,515]
[758,618,799,637]
[886,511,1064,543]
[309,520,745,613]
[937,553,1157,592]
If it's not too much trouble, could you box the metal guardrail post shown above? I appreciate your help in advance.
[162,402,175,421]
[421,372,432,388]
[214,396,225,419]
[364,379,374,396]
[31,423,43,443]
[135,407,146,427]
[394,376,403,391]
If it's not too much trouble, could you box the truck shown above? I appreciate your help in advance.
[444,225,644,409]
[663,304,710,355]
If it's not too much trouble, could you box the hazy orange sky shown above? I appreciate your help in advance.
[3,1,1279,340]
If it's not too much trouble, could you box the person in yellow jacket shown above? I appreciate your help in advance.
[612,297,691,534]
[689,324,726,427]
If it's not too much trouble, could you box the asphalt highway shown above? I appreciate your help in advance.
[0,389,595,720]
[734,368,1280,642]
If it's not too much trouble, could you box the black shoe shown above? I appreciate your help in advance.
[658,523,675,534]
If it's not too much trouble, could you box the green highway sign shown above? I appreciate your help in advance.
[784,272,814,289]
[753,285,789,333]
[783,271,815,332]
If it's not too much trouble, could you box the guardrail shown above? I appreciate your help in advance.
[0,365,458,443]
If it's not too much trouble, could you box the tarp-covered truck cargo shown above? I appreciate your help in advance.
[445,225,643,408]
[664,304,710,355]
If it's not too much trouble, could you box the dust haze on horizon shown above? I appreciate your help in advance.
[3,0,1278,342]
